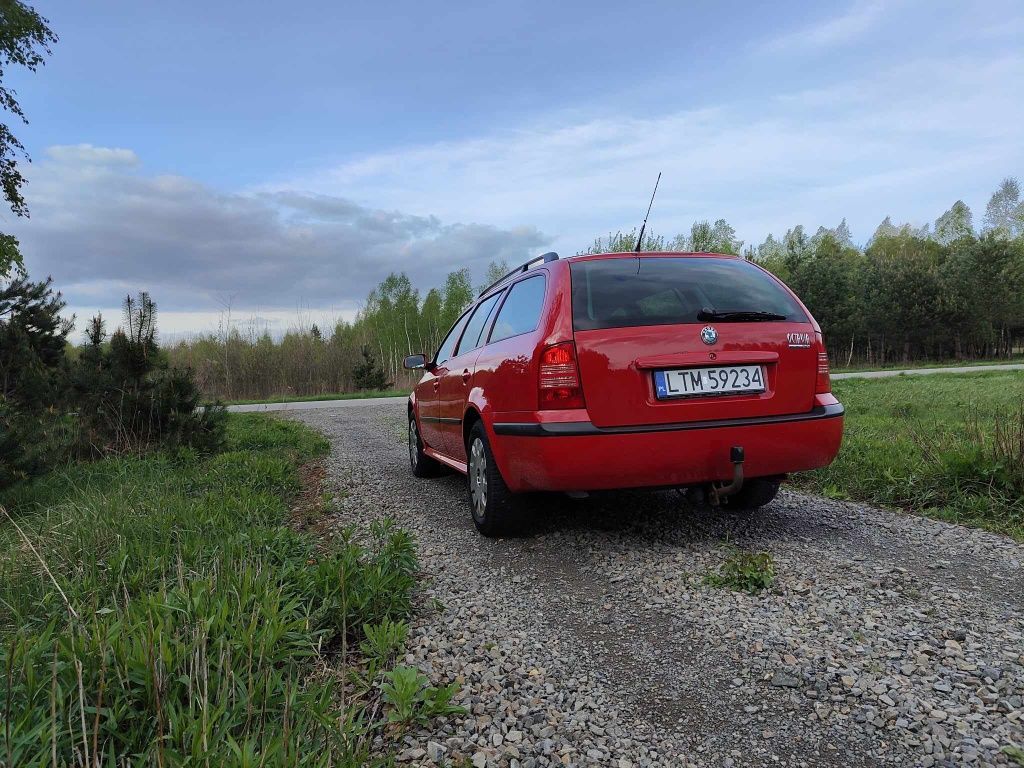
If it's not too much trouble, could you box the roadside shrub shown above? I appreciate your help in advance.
[704,550,775,593]
[70,297,226,456]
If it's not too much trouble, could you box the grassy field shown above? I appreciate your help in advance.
[218,388,409,405]
[832,355,1024,374]
[797,371,1024,539]
[0,414,456,766]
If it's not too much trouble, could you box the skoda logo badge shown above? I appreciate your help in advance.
[700,326,718,345]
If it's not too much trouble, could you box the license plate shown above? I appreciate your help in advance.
[654,365,765,399]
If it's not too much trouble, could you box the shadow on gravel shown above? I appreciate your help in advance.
[512,488,840,548]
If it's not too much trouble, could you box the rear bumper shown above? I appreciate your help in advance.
[488,401,844,493]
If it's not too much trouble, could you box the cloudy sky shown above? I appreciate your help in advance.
[8,0,1024,337]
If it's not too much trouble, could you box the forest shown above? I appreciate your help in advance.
[166,178,1024,401]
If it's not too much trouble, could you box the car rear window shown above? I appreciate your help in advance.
[489,275,546,343]
[570,257,805,331]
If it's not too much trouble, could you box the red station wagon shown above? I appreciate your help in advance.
[404,251,844,536]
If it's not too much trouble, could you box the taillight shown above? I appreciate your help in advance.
[539,341,586,410]
[816,351,831,394]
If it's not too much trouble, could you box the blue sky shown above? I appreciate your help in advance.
[9,0,1024,335]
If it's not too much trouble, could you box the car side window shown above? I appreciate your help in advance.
[489,275,546,343]
[434,312,470,366]
[455,291,503,356]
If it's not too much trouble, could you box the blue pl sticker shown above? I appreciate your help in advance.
[654,371,669,399]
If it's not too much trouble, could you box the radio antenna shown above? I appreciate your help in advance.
[635,172,661,252]
[634,171,661,273]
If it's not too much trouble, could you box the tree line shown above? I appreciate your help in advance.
[167,264,508,400]
[753,180,1023,364]
[169,177,1024,399]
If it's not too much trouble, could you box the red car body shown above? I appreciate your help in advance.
[406,252,843,533]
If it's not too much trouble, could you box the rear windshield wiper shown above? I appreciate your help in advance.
[697,308,787,322]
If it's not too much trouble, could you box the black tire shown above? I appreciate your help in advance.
[726,478,781,510]
[408,414,442,478]
[466,421,524,536]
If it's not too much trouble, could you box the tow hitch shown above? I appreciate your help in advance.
[708,446,744,506]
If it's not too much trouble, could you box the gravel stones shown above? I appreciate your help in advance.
[293,404,1024,767]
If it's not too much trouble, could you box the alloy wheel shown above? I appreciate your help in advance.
[469,437,488,520]
[408,419,419,470]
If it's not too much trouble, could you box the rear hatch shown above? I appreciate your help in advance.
[569,254,817,428]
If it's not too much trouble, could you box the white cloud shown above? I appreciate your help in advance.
[275,52,1024,251]
[45,144,139,166]
[15,147,549,329]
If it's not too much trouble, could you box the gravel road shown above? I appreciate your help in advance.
[291,403,1024,768]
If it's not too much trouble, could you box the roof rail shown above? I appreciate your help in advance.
[477,252,558,297]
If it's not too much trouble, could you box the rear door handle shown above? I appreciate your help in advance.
[462,369,471,384]
[432,381,440,391]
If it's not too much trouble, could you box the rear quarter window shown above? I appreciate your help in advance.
[489,275,546,343]
[570,256,804,330]
[455,291,503,356]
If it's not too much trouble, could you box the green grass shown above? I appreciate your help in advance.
[833,355,1024,374]
[218,389,409,406]
[0,414,455,766]
[796,371,1024,539]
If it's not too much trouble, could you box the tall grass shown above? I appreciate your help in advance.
[798,372,1024,539]
[0,415,449,766]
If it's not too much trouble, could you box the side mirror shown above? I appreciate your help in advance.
[403,353,428,370]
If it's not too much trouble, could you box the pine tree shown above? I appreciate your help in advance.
[0,274,71,409]
[0,274,72,486]
[352,345,391,391]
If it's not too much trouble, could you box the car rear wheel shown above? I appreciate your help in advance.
[409,415,442,478]
[726,478,781,510]
[466,422,522,536]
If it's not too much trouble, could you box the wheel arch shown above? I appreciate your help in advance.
[462,406,483,449]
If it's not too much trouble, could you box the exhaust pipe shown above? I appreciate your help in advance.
[709,446,744,506]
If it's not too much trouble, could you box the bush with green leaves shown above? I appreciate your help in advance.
[704,549,775,593]
[360,617,410,665]
[380,665,463,729]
